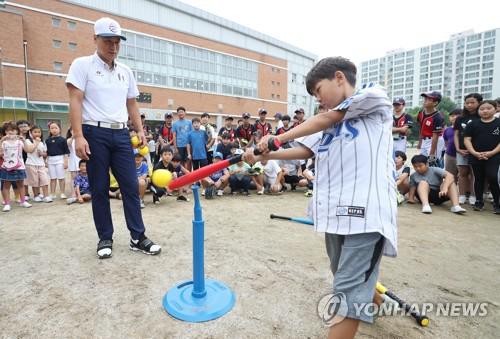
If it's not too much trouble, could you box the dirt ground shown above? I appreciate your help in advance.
[1,187,499,339]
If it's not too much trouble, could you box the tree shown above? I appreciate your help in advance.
[437,97,457,115]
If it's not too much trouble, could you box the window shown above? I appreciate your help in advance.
[291,73,297,83]
[52,18,60,27]
[272,81,275,86]
[68,42,77,51]
[53,62,63,71]
[302,75,306,84]
[277,81,280,86]
[277,94,280,99]
[271,94,275,99]
[302,96,307,104]
[67,21,76,30]
[292,94,297,104]
[52,40,61,48]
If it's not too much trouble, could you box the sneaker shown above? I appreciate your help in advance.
[468,196,476,205]
[2,204,11,212]
[291,185,297,191]
[217,189,224,196]
[129,236,161,255]
[97,239,113,259]
[486,192,494,202]
[20,201,32,208]
[257,188,264,195]
[177,195,189,202]
[201,189,205,196]
[60,193,67,199]
[140,200,145,209]
[473,201,484,211]
[33,196,43,203]
[450,205,467,214]
[493,204,500,214]
[66,197,77,205]
[43,196,53,203]
[458,195,466,204]
[24,195,31,201]
[304,190,313,197]
[421,205,432,214]
[153,193,160,204]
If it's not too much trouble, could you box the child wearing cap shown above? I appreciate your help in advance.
[254,109,272,136]
[392,97,413,154]
[201,152,229,197]
[417,91,445,164]
[134,151,149,208]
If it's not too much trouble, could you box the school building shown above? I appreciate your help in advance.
[0,0,317,134]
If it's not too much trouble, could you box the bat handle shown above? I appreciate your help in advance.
[253,137,282,155]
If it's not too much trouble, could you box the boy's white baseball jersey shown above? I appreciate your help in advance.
[300,83,398,257]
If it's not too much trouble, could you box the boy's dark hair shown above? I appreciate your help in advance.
[16,120,30,127]
[172,153,182,162]
[394,151,407,162]
[79,159,87,167]
[160,146,173,155]
[237,119,243,124]
[221,133,230,139]
[306,57,357,96]
[478,100,498,109]
[231,142,239,149]
[176,106,186,113]
[192,117,201,123]
[201,112,210,118]
[449,108,462,116]
[495,97,500,105]
[462,93,483,116]
[282,115,291,121]
[411,154,428,165]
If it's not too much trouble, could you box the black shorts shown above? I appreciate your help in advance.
[177,147,188,162]
[284,174,304,184]
[416,188,449,205]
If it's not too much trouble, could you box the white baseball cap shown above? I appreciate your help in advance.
[94,17,126,40]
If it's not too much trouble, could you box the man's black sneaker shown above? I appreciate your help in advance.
[129,236,161,255]
[177,195,189,202]
[493,204,500,215]
[473,201,484,211]
[97,239,113,259]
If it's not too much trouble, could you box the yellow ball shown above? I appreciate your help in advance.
[130,135,140,148]
[138,145,149,156]
[151,169,173,188]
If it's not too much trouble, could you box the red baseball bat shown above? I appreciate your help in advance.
[168,138,281,190]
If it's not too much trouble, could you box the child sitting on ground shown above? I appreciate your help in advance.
[408,154,467,214]
[67,160,91,204]
[394,150,410,203]
[201,152,229,198]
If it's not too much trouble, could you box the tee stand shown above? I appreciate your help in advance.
[162,185,235,322]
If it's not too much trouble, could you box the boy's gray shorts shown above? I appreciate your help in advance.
[325,232,384,323]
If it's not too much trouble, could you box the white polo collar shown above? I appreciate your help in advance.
[93,52,116,70]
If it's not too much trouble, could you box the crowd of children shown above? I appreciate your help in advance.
[393,95,500,214]
[2,96,499,215]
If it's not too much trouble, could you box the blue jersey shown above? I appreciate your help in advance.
[187,129,208,160]
[173,119,192,147]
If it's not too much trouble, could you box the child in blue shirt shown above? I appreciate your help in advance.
[67,160,91,204]
[187,117,209,171]
[135,151,149,208]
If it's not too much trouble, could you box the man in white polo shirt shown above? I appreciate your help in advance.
[66,17,161,259]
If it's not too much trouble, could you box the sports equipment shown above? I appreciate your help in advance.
[151,169,173,188]
[163,185,235,322]
[376,282,429,327]
[130,135,140,148]
[269,214,313,225]
[168,138,281,190]
[138,145,149,156]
